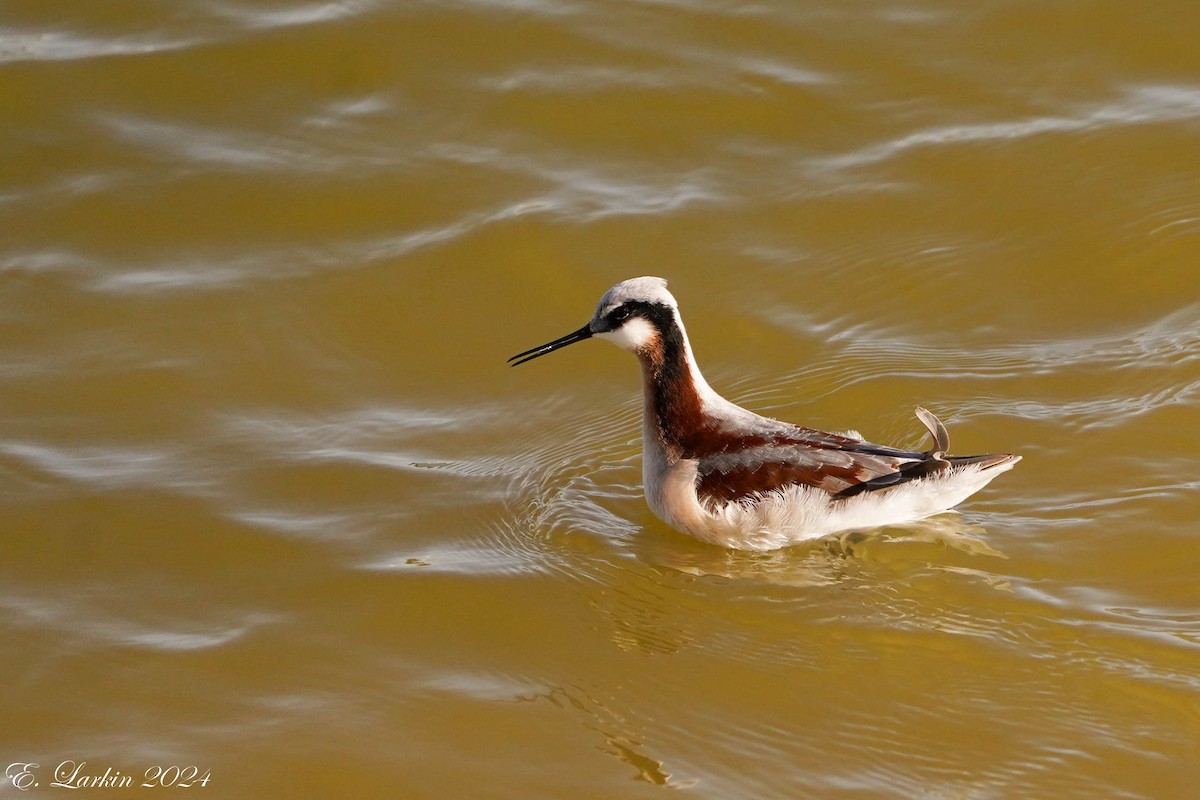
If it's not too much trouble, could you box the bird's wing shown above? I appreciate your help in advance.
[695,438,921,503]
[693,408,968,505]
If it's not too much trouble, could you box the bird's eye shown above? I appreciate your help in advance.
[611,306,632,324]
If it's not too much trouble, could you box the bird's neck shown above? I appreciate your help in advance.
[636,317,724,459]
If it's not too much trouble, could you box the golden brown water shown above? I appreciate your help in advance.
[3,1,1199,797]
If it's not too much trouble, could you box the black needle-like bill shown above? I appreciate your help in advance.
[507,324,593,366]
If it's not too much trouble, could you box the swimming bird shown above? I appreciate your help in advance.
[508,277,1019,551]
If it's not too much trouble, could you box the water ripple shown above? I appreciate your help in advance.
[746,303,1200,419]
[429,142,721,221]
[0,29,200,64]
[216,396,642,576]
[96,112,394,175]
[0,592,276,653]
[480,54,826,94]
[203,0,381,30]
[0,440,211,495]
[480,65,685,93]
[814,84,1200,171]
[218,404,530,499]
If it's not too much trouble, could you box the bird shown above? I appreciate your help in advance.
[508,276,1019,551]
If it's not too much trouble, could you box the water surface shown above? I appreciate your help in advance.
[3,1,1199,797]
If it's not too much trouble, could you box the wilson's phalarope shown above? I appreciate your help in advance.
[509,277,1019,551]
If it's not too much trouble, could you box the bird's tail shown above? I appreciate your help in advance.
[916,406,1018,471]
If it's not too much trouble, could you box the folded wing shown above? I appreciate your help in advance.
[694,407,1011,506]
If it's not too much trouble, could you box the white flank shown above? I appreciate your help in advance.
[648,458,1020,552]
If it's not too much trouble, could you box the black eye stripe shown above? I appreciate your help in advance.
[614,301,652,318]
[602,300,671,332]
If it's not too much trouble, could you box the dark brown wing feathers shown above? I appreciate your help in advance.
[694,408,1011,506]
[696,442,909,504]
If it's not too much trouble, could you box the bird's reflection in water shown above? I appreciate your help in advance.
[635,513,1007,587]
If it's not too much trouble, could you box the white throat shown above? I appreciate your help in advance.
[595,317,655,352]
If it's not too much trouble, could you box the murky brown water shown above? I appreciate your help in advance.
[3,1,1199,797]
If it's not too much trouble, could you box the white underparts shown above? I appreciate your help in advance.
[647,457,1020,552]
